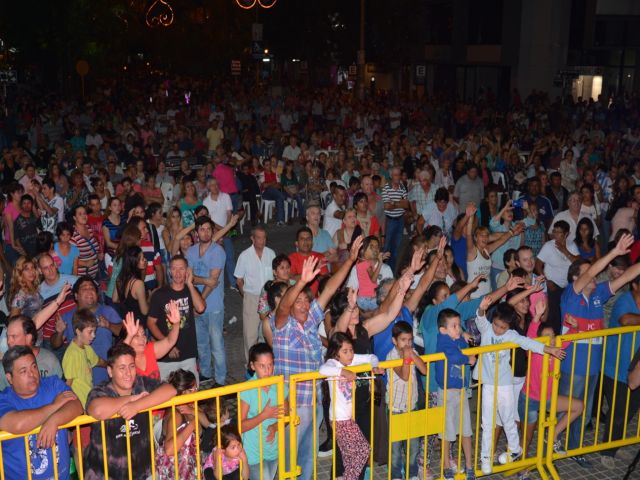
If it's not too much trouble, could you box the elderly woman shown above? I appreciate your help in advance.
[409,169,436,222]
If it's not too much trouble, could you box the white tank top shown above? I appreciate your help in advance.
[467,249,492,299]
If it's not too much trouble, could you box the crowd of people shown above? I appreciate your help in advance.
[0,79,639,480]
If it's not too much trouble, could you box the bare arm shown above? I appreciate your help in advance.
[317,236,364,310]
[576,233,633,294]
[186,268,206,314]
[365,273,413,336]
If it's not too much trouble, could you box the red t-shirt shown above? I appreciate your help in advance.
[137,342,160,380]
[289,251,328,296]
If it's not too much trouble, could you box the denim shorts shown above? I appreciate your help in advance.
[518,392,550,425]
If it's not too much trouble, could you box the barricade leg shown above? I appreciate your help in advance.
[295,403,323,480]
[559,373,597,452]
[601,375,640,458]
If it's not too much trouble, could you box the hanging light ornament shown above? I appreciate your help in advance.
[235,0,277,9]
[146,0,175,27]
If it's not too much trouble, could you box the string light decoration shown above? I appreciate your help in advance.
[145,0,175,27]
[235,0,277,9]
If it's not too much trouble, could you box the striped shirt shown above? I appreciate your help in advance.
[271,299,324,407]
[140,239,161,290]
[382,183,408,218]
[71,228,100,279]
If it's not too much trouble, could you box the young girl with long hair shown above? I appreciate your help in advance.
[203,425,250,480]
[239,343,288,480]
[575,216,601,262]
[319,332,381,480]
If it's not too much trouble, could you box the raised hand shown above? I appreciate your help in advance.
[348,235,364,262]
[399,271,414,292]
[55,314,66,334]
[466,202,477,217]
[56,282,71,306]
[436,235,447,259]
[229,213,240,226]
[347,288,357,309]
[506,275,526,291]
[410,246,427,273]
[166,300,181,325]
[471,274,486,287]
[186,267,194,286]
[122,312,139,337]
[479,294,493,313]
[613,233,634,256]
[300,256,321,284]
[534,298,547,319]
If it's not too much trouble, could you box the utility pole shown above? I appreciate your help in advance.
[357,0,365,99]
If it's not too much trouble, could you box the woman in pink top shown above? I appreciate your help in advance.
[355,236,385,311]
[3,182,24,263]
[519,299,583,467]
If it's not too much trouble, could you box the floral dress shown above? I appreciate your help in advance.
[155,422,198,480]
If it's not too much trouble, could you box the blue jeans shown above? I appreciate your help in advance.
[383,216,404,272]
[262,187,286,223]
[558,372,597,451]
[391,438,420,478]
[249,459,278,480]
[285,192,305,220]
[195,310,226,384]
[296,401,323,480]
[223,237,237,289]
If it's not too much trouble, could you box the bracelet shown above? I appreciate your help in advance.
[403,357,413,365]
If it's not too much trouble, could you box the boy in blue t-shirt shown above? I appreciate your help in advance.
[435,308,476,480]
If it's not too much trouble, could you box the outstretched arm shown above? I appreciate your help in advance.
[575,233,633,294]
[317,236,364,310]
[275,256,322,329]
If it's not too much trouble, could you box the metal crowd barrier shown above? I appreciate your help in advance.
[1,327,640,479]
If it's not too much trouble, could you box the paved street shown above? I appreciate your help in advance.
[217,224,639,480]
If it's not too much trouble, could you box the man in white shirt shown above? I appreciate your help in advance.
[282,135,302,162]
[536,220,580,290]
[322,185,347,237]
[85,125,103,149]
[234,226,276,361]
[35,178,64,234]
[203,178,237,290]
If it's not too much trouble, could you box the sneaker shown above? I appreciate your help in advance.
[480,457,492,475]
[276,221,285,226]
[318,440,332,458]
[448,457,459,472]
[572,455,592,468]
[465,468,476,480]
[552,440,566,456]
[443,469,455,480]
[498,449,522,464]
[600,455,616,469]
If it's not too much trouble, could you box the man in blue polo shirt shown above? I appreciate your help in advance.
[0,346,83,480]
[599,274,640,468]
[558,233,640,468]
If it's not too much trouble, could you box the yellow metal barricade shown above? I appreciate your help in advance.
[545,325,640,480]
[0,375,288,480]
[4,327,640,479]
[288,341,552,480]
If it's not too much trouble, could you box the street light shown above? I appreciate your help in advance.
[235,0,277,9]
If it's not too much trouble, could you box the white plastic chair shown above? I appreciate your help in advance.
[261,199,276,224]
[284,198,298,223]
[239,201,251,234]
